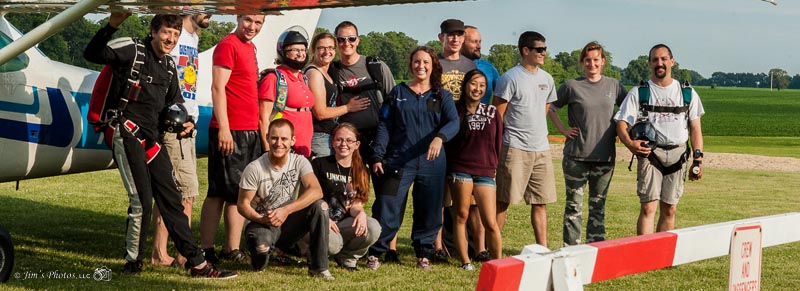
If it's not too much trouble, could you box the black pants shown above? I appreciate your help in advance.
[245,200,330,271]
[112,126,204,268]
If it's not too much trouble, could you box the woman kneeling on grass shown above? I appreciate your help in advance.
[446,69,503,270]
[312,123,381,271]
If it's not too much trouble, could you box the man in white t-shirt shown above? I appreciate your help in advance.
[237,119,333,279]
[152,13,210,267]
[493,31,557,247]
[614,44,705,235]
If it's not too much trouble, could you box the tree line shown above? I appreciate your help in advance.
[9,14,798,90]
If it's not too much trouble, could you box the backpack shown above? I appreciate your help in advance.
[87,38,145,132]
[258,68,309,120]
[333,55,386,104]
[636,80,693,117]
[629,80,694,175]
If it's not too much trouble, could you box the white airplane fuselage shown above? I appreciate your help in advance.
[0,10,320,183]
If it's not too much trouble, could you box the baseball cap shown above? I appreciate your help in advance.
[440,19,465,34]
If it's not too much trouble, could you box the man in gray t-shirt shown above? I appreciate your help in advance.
[438,19,476,101]
[547,41,627,246]
[333,21,395,163]
[493,31,557,247]
[237,119,332,279]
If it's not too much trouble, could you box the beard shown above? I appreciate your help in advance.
[654,65,667,79]
[194,15,211,29]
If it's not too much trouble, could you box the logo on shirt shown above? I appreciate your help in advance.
[344,76,368,88]
[538,84,549,91]
[176,44,198,100]
[442,70,465,100]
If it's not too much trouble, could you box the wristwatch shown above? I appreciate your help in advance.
[693,149,704,159]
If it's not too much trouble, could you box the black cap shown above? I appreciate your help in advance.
[440,19,465,34]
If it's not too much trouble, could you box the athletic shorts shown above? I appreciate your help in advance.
[496,145,557,205]
[162,133,199,199]
[207,128,263,203]
[636,147,687,205]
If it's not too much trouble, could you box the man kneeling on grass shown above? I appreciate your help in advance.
[237,119,333,279]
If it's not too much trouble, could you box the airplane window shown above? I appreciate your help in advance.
[0,30,29,72]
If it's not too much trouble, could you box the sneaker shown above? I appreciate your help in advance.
[416,257,431,271]
[384,249,400,263]
[122,260,143,275]
[473,250,492,262]
[366,255,381,270]
[432,248,449,263]
[251,250,271,271]
[309,269,335,280]
[190,262,238,279]
[334,255,358,271]
[220,249,249,263]
[461,263,476,271]
[203,248,219,265]
[271,248,302,266]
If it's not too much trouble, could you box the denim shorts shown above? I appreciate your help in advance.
[447,172,496,188]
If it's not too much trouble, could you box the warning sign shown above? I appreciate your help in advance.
[729,224,762,291]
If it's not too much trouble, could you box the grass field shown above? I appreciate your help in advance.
[548,86,800,138]
[1,154,798,290]
[1,86,798,290]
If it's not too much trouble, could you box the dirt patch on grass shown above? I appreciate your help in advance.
[548,144,800,173]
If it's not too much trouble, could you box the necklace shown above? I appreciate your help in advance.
[335,161,355,206]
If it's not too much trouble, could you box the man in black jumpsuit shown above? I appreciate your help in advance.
[84,12,236,279]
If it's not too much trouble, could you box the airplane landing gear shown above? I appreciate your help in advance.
[0,226,13,283]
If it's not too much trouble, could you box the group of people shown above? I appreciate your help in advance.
[85,11,705,281]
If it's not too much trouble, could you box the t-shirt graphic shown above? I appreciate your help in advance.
[176,44,198,100]
[254,168,299,214]
[439,55,477,101]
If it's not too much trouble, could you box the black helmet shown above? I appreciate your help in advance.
[629,121,657,150]
[159,103,188,134]
[277,26,309,70]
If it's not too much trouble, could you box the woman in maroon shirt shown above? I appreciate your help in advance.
[446,69,503,270]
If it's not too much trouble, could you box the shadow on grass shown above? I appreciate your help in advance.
[0,195,216,290]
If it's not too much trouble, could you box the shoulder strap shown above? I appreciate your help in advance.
[366,56,384,86]
[680,80,692,106]
[128,38,145,85]
[637,80,650,104]
[259,68,288,112]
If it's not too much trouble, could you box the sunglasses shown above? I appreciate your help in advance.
[336,36,358,44]
[526,46,547,53]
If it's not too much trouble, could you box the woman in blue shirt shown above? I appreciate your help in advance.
[367,46,459,271]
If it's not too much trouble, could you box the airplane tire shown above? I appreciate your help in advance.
[0,226,13,283]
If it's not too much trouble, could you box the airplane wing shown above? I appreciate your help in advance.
[0,0,462,14]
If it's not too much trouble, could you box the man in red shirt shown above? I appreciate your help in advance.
[200,14,265,264]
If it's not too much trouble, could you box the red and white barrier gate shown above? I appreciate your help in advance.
[476,212,800,291]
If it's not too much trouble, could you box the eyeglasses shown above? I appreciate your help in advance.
[336,36,357,44]
[446,31,465,38]
[526,46,547,53]
[316,46,335,52]
[333,138,358,145]
[285,48,306,54]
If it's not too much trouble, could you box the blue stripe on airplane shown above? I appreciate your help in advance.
[0,87,73,147]
[0,86,39,114]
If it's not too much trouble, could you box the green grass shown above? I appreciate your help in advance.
[1,155,798,290]
[548,86,800,137]
[704,136,800,158]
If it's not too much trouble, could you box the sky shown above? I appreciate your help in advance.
[315,0,800,78]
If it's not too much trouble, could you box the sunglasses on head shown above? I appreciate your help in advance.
[526,46,547,53]
[336,36,357,44]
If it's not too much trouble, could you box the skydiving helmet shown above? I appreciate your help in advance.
[277,25,309,70]
[158,103,188,134]
[629,120,657,151]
